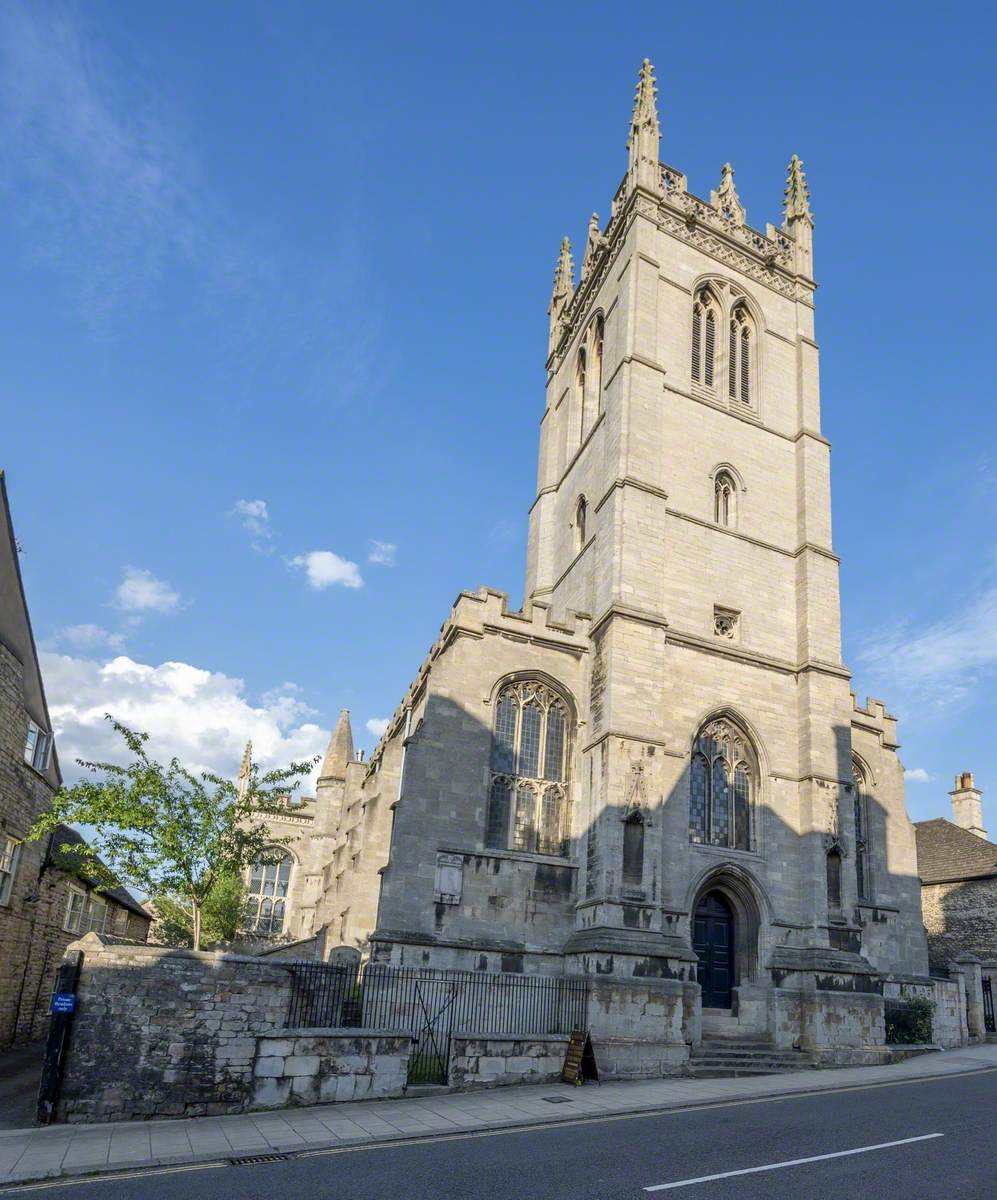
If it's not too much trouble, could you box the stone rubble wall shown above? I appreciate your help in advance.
[251,1031,411,1109]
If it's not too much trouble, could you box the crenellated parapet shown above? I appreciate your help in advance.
[850,694,899,752]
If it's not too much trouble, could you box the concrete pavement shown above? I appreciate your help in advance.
[1,1043,995,1189]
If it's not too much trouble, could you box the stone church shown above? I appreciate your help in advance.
[253,61,931,1041]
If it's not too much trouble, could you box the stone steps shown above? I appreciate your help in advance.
[687,1041,816,1079]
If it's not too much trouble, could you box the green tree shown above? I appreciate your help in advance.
[152,871,248,949]
[30,717,316,950]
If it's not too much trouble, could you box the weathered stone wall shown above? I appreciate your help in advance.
[920,878,997,972]
[57,936,294,1122]
[251,1031,410,1109]
[448,1034,568,1090]
[585,976,690,1078]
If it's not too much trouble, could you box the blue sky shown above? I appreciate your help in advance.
[3,1,996,822]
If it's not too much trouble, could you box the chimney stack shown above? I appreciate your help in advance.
[950,771,987,840]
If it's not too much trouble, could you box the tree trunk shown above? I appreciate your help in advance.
[192,901,202,951]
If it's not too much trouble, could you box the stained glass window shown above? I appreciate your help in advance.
[690,720,754,850]
[513,783,537,852]
[538,786,564,856]
[486,777,512,849]
[492,693,517,773]
[519,701,542,778]
[248,852,293,936]
[544,705,566,781]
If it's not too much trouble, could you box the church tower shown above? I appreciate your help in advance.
[338,61,928,1056]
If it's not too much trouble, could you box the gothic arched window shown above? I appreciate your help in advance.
[714,471,736,527]
[852,761,871,901]
[692,290,718,389]
[826,848,843,909]
[575,347,587,443]
[248,851,293,936]
[689,718,754,850]
[588,315,604,420]
[729,304,753,405]
[575,496,587,552]
[622,810,645,890]
[486,681,571,857]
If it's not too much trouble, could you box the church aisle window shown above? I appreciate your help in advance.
[689,719,755,850]
[486,681,571,857]
[248,851,293,936]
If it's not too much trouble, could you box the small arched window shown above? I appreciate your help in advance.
[692,290,718,389]
[852,761,871,901]
[486,681,571,857]
[689,718,754,850]
[248,851,293,936]
[622,810,645,891]
[826,848,842,910]
[575,496,587,552]
[714,471,736,527]
[729,304,753,405]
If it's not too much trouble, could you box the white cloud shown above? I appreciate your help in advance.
[368,540,396,567]
[113,566,182,614]
[290,550,363,591]
[41,651,328,789]
[858,583,997,714]
[231,499,273,552]
[365,717,389,738]
[904,768,933,784]
[54,623,125,651]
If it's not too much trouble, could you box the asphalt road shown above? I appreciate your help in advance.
[11,1069,997,1200]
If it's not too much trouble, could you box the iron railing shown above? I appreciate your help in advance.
[984,976,995,1034]
[285,961,589,1037]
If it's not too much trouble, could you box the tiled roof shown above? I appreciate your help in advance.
[48,825,151,920]
[914,818,997,884]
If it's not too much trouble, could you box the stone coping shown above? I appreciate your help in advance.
[273,1028,415,1039]
[450,1031,570,1042]
[68,933,297,968]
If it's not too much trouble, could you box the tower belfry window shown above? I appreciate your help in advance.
[729,305,753,405]
[714,472,736,527]
[692,290,718,389]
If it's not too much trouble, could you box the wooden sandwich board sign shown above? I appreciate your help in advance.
[561,1029,599,1085]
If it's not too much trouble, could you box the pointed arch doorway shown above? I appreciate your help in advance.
[693,891,733,1008]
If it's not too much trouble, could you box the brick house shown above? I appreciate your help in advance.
[914,773,997,976]
[0,471,150,1048]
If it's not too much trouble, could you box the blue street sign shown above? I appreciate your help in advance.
[51,993,76,1014]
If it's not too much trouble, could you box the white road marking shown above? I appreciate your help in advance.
[643,1132,944,1191]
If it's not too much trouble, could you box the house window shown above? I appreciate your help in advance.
[853,762,871,900]
[112,907,129,935]
[486,681,571,857]
[64,888,86,933]
[689,718,754,850]
[714,472,736,527]
[24,720,50,772]
[692,290,718,388]
[248,852,293,935]
[0,836,21,906]
[84,897,109,934]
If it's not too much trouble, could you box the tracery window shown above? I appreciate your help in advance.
[729,304,753,405]
[689,718,754,850]
[588,315,604,422]
[248,851,293,936]
[575,347,588,442]
[714,471,736,527]
[852,762,870,901]
[692,289,718,388]
[486,681,570,857]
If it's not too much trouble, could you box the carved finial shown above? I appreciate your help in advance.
[783,154,813,224]
[712,162,745,227]
[627,58,662,196]
[548,236,574,354]
[237,740,252,797]
[581,214,609,282]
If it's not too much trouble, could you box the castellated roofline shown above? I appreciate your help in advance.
[850,692,899,751]
[362,586,590,769]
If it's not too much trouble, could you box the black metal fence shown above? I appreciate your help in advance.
[984,976,995,1034]
[285,962,590,1084]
